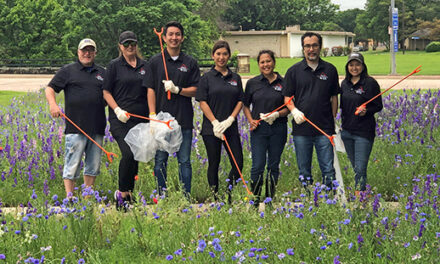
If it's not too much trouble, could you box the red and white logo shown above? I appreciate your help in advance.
[139,68,146,75]
[318,72,328,80]
[273,83,282,91]
[96,73,104,81]
[228,80,238,86]
[178,64,188,72]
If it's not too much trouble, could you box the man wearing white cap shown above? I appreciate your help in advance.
[45,38,106,200]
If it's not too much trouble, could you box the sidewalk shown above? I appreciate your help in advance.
[1,74,439,92]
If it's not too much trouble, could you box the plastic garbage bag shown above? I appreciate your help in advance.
[124,123,158,163]
[154,112,182,154]
[334,124,346,153]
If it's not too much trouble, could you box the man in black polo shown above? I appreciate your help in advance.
[45,38,106,199]
[146,21,200,196]
[283,32,339,191]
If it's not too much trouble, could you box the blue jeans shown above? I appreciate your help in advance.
[250,122,287,199]
[63,134,103,180]
[293,135,335,187]
[154,128,192,195]
[341,130,374,191]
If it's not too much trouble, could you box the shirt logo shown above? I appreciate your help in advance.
[273,83,283,91]
[95,73,104,81]
[139,68,146,75]
[228,80,238,86]
[318,72,328,80]
[355,86,365,94]
[178,64,188,72]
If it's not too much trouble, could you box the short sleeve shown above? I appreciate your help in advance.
[48,66,69,93]
[102,61,115,92]
[195,74,209,102]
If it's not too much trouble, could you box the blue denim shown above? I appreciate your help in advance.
[293,135,335,186]
[250,121,287,198]
[341,130,374,191]
[154,128,192,195]
[63,134,103,180]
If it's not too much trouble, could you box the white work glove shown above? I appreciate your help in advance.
[114,107,129,123]
[218,116,235,134]
[162,80,180,94]
[291,108,305,125]
[211,120,224,140]
[260,111,279,125]
[149,113,160,134]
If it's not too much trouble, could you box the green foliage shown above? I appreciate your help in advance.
[334,8,365,33]
[425,41,440,52]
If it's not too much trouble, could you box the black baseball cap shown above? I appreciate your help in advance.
[347,52,364,64]
[119,31,137,44]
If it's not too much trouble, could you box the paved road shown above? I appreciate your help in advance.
[1,74,439,92]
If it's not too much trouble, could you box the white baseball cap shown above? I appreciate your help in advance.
[78,38,97,51]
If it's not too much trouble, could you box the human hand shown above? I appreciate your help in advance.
[291,108,305,124]
[218,116,235,134]
[260,111,279,125]
[114,107,129,123]
[162,80,180,94]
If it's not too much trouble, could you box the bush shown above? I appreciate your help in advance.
[331,46,343,56]
[343,46,351,56]
[321,47,329,57]
[425,41,440,52]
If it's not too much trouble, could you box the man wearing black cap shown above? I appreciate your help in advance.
[282,32,339,191]
[145,21,200,197]
[45,38,106,199]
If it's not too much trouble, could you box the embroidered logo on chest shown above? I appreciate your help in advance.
[178,64,188,72]
[273,83,282,91]
[95,73,104,81]
[318,72,328,80]
[228,80,238,86]
[355,86,365,94]
[139,68,146,75]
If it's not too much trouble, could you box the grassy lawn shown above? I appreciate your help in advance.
[245,51,440,76]
[0,91,26,106]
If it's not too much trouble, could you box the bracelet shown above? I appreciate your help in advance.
[150,112,156,115]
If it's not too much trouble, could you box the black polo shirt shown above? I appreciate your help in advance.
[48,61,106,135]
[340,76,383,140]
[282,58,339,136]
[144,49,200,129]
[103,56,149,124]
[244,73,287,124]
[195,67,244,136]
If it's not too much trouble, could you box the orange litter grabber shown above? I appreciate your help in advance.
[355,65,422,115]
[125,112,174,130]
[223,135,253,195]
[0,147,3,151]
[301,114,335,146]
[61,113,117,163]
[250,96,294,131]
[154,27,171,101]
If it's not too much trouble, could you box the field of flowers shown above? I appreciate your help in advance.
[0,89,439,263]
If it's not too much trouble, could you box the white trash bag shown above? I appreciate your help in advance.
[124,123,158,163]
[154,112,182,154]
[334,124,346,153]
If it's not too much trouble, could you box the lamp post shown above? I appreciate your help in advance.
[390,0,398,75]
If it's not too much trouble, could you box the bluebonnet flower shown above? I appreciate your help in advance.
[166,255,173,260]
[209,251,215,258]
[197,239,206,252]
[334,255,341,264]
[286,248,294,255]
[174,249,182,256]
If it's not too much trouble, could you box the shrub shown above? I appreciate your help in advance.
[321,47,329,57]
[343,46,351,56]
[331,46,343,56]
[425,41,440,52]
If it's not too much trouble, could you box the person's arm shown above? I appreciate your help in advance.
[230,101,243,119]
[179,86,197,97]
[278,107,290,117]
[331,95,338,118]
[285,96,295,111]
[147,88,156,114]
[243,106,259,130]
[199,101,216,122]
[45,86,61,118]
[103,90,118,110]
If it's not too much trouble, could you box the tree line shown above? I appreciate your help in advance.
[1,0,439,61]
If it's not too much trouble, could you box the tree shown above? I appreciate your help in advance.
[417,19,440,40]
[335,8,365,33]
[355,0,389,49]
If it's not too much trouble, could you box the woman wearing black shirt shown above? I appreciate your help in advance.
[103,31,149,209]
[340,53,383,195]
[243,50,289,205]
[195,40,244,200]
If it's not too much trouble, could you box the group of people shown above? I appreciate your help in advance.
[45,21,383,209]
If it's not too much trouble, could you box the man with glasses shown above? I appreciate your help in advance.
[282,32,339,192]
[146,21,200,197]
[45,38,106,200]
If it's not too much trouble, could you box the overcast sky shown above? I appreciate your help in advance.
[331,0,367,10]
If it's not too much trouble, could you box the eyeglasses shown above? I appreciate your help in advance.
[80,47,95,53]
[122,41,137,48]
[303,44,320,50]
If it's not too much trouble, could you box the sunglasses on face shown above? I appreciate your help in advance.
[122,41,137,48]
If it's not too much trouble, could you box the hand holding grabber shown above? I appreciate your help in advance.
[250,96,294,130]
[125,112,174,130]
[60,113,117,163]
[154,27,171,100]
[355,65,422,115]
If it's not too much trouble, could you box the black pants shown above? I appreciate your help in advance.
[202,134,243,195]
[110,120,141,192]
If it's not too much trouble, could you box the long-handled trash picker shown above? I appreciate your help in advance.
[299,113,347,203]
[61,113,117,163]
[355,65,422,115]
[125,112,174,130]
[250,96,293,130]
[223,135,252,195]
[154,27,171,101]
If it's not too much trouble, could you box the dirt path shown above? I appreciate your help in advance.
[1,74,439,92]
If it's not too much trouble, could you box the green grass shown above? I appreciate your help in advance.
[245,51,440,76]
[0,91,26,106]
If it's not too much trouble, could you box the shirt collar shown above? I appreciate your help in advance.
[300,58,324,72]
[257,72,282,84]
[119,56,144,69]
[76,60,96,72]
[211,66,233,78]
[165,49,183,62]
